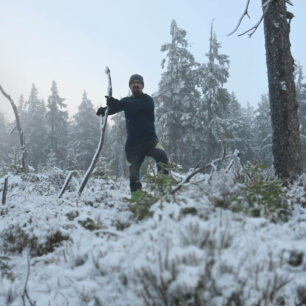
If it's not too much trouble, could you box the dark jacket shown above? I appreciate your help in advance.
[108,93,158,147]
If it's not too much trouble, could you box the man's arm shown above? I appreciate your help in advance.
[97,97,125,117]
[108,102,125,115]
[108,95,154,112]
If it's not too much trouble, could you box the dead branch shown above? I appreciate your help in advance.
[9,126,16,135]
[228,0,274,38]
[78,66,112,196]
[0,84,28,172]
[227,0,251,36]
[58,171,75,198]
[2,176,8,205]
[171,152,233,195]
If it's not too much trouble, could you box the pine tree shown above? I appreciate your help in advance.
[104,111,128,177]
[46,81,68,167]
[71,91,100,170]
[226,94,255,163]
[0,113,10,166]
[24,84,48,169]
[198,24,231,162]
[253,95,273,166]
[155,20,201,169]
[17,95,26,126]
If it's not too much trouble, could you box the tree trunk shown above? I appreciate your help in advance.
[262,0,302,178]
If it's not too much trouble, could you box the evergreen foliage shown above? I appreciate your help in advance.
[46,81,68,168]
[71,91,100,170]
[226,94,255,163]
[253,95,273,166]
[198,24,231,162]
[104,111,128,177]
[0,113,10,167]
[24,84,48,169]
[155,20,201,170]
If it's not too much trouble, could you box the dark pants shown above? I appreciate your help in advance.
[125,139,169,193]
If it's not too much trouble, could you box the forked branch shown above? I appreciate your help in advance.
[228,0,275,38]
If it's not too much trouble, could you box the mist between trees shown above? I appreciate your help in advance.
[1,20,306,177]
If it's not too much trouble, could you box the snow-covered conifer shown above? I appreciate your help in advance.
[71,91,100,170]
[253,95,273,166]
[198,24,231,162]
[226,94,255,162]
[0,113,10,167]
[155,20,201,169]
[46,81,69,167]
[104,111,128,177]
[24,84,48,169]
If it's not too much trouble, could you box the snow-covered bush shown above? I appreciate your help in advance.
[230,162,291,222]
[0,224,69,257]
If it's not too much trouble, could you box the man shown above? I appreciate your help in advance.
[97,74,168,199]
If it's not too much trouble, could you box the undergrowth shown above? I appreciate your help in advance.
[230,161,291,222]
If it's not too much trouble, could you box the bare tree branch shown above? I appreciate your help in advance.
[238,0,274,37]
[9,126,16,135]
[0,84,28,172]
[171,152,234,195]
[228,0,275,38]
[227,0,251,36]
[78,66,112,196]
[58,171,75,198]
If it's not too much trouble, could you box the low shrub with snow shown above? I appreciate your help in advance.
[0,164,306,305]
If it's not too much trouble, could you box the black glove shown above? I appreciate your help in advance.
[96,106,107,116]
[105,96,120,107]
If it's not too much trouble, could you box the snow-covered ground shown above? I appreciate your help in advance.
[1,166,306,306]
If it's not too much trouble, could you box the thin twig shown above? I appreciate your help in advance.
[171,153,232,194]
[58,171,75,198]
[228,0,251,36]
[238,0,274,37]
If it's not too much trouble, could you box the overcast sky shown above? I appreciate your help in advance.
[1,0,306,121]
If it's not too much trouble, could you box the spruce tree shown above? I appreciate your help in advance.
[226,93,255,162]
[253,95,273,166]
[198,24,231,162]
[156,20,200,170]
[71,91,100,170]
[24,84,48,169]
[104,111,128,177]
[46,81,68,167]
[0,113,10,166]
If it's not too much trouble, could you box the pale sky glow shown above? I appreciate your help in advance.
[1,0,306,121]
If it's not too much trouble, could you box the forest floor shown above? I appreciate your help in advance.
[1,164,306,305]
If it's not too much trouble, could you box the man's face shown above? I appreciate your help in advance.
[130,80,143,96]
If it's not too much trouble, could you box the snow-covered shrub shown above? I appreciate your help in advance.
[0,224,69,257]
[78,217,105,231]
[231,162,290,222]
[0,279,18,305]
[128,191,157,220]
[130,217,291,305]
[0,256,13,281]
[297,286,306,305]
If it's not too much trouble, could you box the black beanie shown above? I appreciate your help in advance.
[129,74,144,86]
